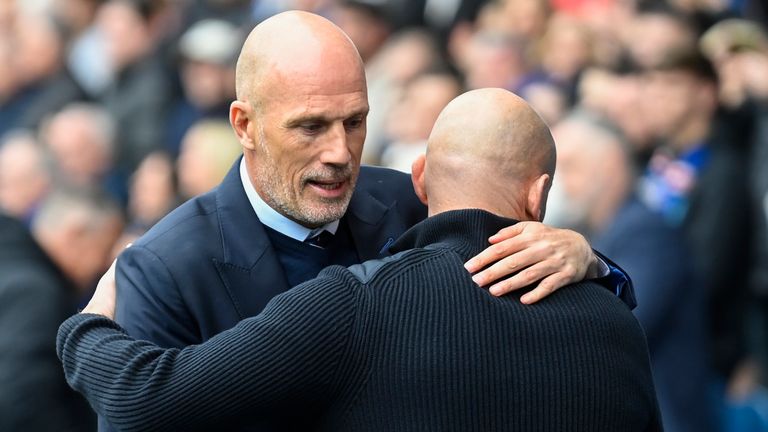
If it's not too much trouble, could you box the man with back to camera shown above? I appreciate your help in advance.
[59,88,661,431]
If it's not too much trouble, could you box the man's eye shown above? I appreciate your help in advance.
[301,123,323,134]
[345,118,363,130]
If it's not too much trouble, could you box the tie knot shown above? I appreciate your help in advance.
[305,230,334,248]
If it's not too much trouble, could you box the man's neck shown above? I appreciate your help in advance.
[429,204,528,222]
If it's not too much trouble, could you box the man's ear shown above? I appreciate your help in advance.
[526,173,551,222]
[411,154,428,206]
[230,101,256,151]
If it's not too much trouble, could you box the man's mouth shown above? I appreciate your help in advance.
[306,178,349,198]
[308,180,344,190]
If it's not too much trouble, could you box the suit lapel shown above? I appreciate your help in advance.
[345,187,406,260]
[213,158,290,319]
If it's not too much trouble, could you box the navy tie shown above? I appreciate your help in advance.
[305,230,334,248]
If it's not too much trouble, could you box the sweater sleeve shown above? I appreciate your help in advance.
[57,269,359,432]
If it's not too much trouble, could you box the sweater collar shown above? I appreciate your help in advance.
[389,209,519,262]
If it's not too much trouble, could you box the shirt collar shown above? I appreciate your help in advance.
[239,158,339,242]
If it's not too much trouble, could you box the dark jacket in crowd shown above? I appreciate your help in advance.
[59,209,661,432]
[594,197,713,432]
[102,54,170,173]
[0,214,95,432]
[688,112,753,376]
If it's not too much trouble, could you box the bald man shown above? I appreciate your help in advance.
[59,89,660,431]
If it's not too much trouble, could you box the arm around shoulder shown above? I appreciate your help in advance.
[57,269,361,431]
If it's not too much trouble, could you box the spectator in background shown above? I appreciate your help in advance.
[362,29,443,165]
[127,151,178,231]
[97,0,170,173]
[624,4,697,69]
[494,0,551,40]
[0,13,84,136]
[167,18,240,156]
[380,71,461,173]
[33,189,124,294]
[331,0,391,64]
[519,80,568,125]
[52,0,114,97]
[176,120,242,199]
[702,18,768,401]
[639,49,752,381]
[551,111,714,432]
[0,131,51,224]
[0,38,19,134]
[463,30,532,91]
[536,13,593,103]
[43,103,128,205]
[578,67,657,166]
[0,188,122,432]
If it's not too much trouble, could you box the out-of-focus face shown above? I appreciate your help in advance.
[246,67,369,228]
[641,69,701,140]
[53,0,97,32]
[97,0,147,70]
[70,217,122,290]
[49,212,122,291]
[130,152,175,225]
[501,0,549,38]
[387,74,461,143]
[13,16,62,85]
[550,121,628,231]
[46,113,109,185]
[541,18,591,81]
[332,5,388,63]
[552,125,596,224]
[181,60,232,109]
[0,40,16,101]
[177,132,219,197]
[0,140,49,218]
[626,14,694,69]
[465,32,524,89]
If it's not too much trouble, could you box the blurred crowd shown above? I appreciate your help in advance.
[0,0,767,431]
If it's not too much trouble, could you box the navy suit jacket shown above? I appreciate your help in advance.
[115,160,427,348]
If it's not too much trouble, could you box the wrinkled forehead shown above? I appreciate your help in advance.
[257,54,368,114]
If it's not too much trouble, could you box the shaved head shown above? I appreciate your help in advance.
[235,11,365,107]
[415,88,556,221]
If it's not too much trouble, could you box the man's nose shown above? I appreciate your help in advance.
[319,123,352,166]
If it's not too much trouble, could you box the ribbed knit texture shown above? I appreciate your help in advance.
[58,209,661,431]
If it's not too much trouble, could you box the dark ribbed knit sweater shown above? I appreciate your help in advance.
[57,209,662,432]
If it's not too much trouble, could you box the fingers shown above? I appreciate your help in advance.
[470,244,548,288]
[465,225,538,273]
[487,222,527,244]
[486,260,560,296]
[520,273,572,304]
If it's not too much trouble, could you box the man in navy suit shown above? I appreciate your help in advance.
[108,11,632,432]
